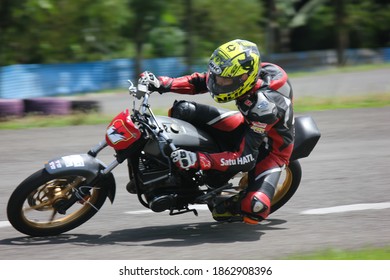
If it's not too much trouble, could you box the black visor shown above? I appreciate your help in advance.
[206,72,245,95]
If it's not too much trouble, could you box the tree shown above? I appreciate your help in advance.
[263,0,326,53]
[290,0,390,64]
[146,0,265,73]
[0,0,130,65]
[333,0,347,65]
[125,0,165,79]
[181,0,264,57]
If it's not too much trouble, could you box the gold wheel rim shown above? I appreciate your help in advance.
[271,167,293,206]
[21,176,100,229]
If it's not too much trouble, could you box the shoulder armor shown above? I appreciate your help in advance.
[261,63,290,96]
[247,91,278,124]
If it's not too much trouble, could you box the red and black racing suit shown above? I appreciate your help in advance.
[158,62,294,222]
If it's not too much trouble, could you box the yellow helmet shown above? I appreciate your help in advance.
[206,39,261,103]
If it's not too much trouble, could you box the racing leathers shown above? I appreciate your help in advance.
[153,62,294,223]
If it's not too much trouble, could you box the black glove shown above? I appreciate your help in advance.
[138,71,163,93]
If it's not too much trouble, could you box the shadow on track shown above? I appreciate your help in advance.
[0,219,287,247]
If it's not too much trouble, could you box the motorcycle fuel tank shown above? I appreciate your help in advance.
[143,116,220,157]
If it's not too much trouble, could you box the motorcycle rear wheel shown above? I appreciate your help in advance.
[7,169,107,237]
[270,160,302,213]
[208,160,302,221]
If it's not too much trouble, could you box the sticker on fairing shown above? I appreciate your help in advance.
[62,155,85,167]
[48,160,62,170]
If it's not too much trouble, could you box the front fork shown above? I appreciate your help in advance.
[88,140,121,175]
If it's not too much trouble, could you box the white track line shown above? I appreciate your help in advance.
[301,202,390,215]
[0,221,11,228]
[125,204,210,215]
[1,203,389,227]
[125,202,390,216]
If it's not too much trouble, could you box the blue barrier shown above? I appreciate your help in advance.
[0,49,388,99]
[0,57,207,99]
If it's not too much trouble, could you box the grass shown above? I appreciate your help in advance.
[0,112,111,130]
[1,93,390,130]
[288,62,390,78]
[287,246,390,260]
[294,93,390,112]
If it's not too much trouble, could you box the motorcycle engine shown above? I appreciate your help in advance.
[148,193,176,212]
[136,154,201,212]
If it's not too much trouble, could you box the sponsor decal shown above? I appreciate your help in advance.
[48,160,62,170]
[107,119,137,144]
[244,99,253,107]
[220,154,255,166]
[250,121,267,134]
[199,154,212,169]
[227,44,236,52]
[62,155,85,167]
[257,100,269,110]
[47,155,85,170]
[209,60,222,74]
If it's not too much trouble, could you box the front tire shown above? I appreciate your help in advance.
[7,169,108,237]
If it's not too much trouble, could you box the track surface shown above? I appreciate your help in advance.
[0,68,390,260]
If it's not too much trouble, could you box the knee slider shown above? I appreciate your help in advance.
[169,100,197,122]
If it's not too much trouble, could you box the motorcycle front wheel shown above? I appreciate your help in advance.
[7,168,108,237]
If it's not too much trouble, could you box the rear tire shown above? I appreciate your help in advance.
[208,160,302,221]
[7,169,108,237]
[270,160,302,214]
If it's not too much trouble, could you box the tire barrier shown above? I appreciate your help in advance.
[0,99,25,119]
[24,98,71,115]
[0,98,101,121]
[71,100,101,113]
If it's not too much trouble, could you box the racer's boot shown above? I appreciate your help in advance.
[241,191,271,225]
[210,173,250,222]
[210,194,242,222]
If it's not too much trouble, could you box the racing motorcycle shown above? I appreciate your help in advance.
[7,80,321,237]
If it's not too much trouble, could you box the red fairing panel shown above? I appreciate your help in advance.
[106,109,141,150]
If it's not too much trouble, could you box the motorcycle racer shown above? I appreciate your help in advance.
[138,39,294,224]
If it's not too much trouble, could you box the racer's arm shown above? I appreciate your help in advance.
[199,125,263,173]
[157,72,209,94]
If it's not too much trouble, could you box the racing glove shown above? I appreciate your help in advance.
[138,71,171,94]
[170,149,212,171]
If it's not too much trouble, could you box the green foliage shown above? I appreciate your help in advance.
[149,26,186,57]
[291,0,390,51]
[1,0,131,64]
[188,0,264,57]
[287,246,390,260]
[0,0,389,66]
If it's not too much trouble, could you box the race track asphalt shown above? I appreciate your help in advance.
[0,68,389,260]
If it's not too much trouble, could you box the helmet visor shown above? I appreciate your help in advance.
[207,72,245,95]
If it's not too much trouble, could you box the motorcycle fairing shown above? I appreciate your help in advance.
[44,153,116,203]
[106,109,141,150]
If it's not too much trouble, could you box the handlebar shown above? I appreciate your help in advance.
[127,79,178,152]
[127,78,204,179]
